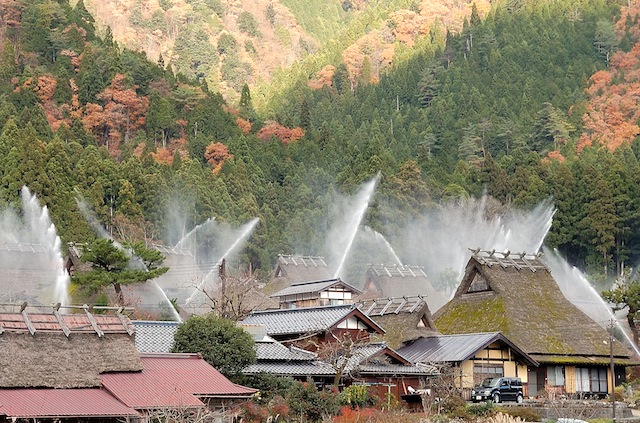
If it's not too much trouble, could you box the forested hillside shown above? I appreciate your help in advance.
[0,0,639,285]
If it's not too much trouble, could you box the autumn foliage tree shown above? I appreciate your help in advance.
[204,141,233,174]
[256,121,304,144]
[82,73,149,157]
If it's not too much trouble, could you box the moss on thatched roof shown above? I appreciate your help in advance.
[357,297,440,348]
[435,252,632,364]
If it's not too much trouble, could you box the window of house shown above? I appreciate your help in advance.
[547,366,565,386]
[474,363,503,383]
[576,367,607,393]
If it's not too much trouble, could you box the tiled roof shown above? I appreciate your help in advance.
[133,320,179,353]
[100,353,256,409]
[397,333,538,366]
[240,304,382,336]
[0,388,139,418]
[341,343,434,376]
[243,361,335,376]
[255,340,317,361]
[272,278,361,297]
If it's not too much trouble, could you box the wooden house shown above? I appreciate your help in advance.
[397,332,538,399]
[360,264,449,313]
[271,278,361,309]
[241,323,433,401]
[240,304,385,347]
[357,296,439,348]
[434,250,637,398]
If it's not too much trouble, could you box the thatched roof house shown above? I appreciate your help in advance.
[357,296,439,347]
[434,251,636,396]
[265,255,333,295]
[0,244,63,305]
[360,265,449,313]
[0,304,141,388]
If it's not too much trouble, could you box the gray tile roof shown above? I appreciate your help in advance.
[132,320,179,353]
[272,279,361,298]
[243,361,336,376]
[240,304,377,336]
[255,340,317,361]
[397,332,538,366]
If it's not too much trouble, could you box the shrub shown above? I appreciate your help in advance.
[340,384,375,408]
[238,11,260,37]
[286,380,340,421]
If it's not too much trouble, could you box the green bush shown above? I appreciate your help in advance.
[340,384,376,408]
[238,11,260,37]
[286,380,340,421]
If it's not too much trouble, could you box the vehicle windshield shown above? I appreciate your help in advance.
[480,377,501,387]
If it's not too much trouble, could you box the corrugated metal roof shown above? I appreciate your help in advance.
[272,279,361,297]
[0,388,139,418]
[398,333,502,363]
[133,320,179,353]
[100,354,256,409]
[241,304,360,335]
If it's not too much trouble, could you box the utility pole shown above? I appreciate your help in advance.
[609,319,616,423]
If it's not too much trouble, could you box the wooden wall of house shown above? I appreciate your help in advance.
[358,376,421,404]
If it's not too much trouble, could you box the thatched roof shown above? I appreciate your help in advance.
[357,296,439,348]
[434,251,634,365]
[0,305,142,388]
[360,265,448,312]
[265,255,333,294]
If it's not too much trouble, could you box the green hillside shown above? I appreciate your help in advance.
[0,0,639,295]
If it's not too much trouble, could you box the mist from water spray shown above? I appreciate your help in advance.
[76,196,182,321]
[393,196,556,295]
[544,247,640,356]
[329,174,379,279]
[365,227,403,266]
[185,218,260,306]
[18,187,71,307]
[174,218,215,249]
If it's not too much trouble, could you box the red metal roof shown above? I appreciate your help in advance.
[0,388,139,418]
[100,353,256,409]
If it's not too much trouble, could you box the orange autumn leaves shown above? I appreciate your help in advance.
[579,5,640,152]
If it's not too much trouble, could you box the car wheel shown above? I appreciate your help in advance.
[492,393,500,403]
[516,394,523,403]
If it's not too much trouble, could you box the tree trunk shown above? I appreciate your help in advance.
[114,282,124,305]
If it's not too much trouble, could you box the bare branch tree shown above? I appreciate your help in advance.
[195,259,273,321]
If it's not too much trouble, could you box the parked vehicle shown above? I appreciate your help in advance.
[471,377,524,403]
